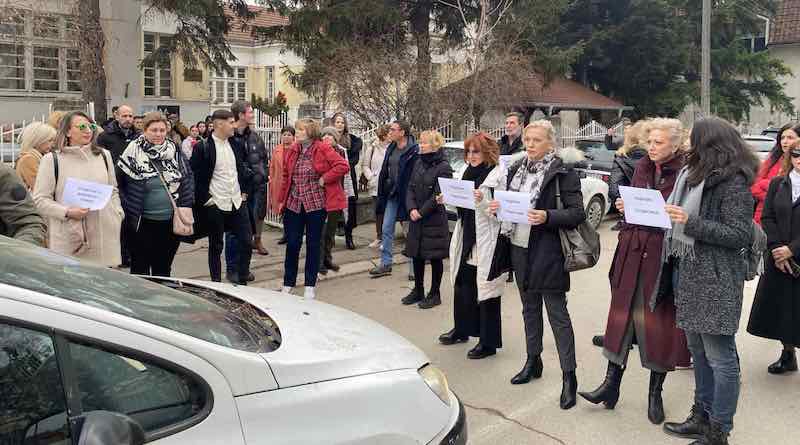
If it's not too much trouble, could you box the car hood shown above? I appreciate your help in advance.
[182,280,429,388]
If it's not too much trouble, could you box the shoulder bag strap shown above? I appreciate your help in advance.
[555,174,564,210]
[52,152,59,187]
[150,160,180,212]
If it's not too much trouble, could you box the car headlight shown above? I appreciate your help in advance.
[419,364,451,407]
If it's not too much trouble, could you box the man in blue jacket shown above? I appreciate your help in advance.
[369,120,418,278]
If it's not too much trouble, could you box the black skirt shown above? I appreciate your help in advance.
[747,258,800,346]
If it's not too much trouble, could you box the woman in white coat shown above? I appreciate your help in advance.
[438,132,520,359]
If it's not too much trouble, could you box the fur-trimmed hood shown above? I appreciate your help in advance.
[556,146,585,166]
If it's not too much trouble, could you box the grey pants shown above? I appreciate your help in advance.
[511,246,577,372]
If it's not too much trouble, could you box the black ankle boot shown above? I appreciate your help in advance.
[467,343,496,359]
[345,232,356,250]
[648,371,667,424]
[689,421,728,445]
[578,361,624,409]
[767,349,798,374]
[560,371,578,410]
[401,289,423,305]
[663,404,709,440]
[439,328,469,345]
[418,291,441,309]
[510,355,543,384]
[592,335,604,347]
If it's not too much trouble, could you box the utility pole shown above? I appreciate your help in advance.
[701,0,711,116]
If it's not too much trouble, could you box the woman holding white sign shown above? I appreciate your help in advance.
[488,120,585,410]
[439,132,516,359]
[580,118,690,425]
[33,111,123,267]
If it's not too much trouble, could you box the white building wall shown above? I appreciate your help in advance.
[747,44,800,131]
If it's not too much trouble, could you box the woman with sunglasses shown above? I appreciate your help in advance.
[33,111,124,267]
[747,146,800,375]
[752,123,800,225]
[438,132,514,359]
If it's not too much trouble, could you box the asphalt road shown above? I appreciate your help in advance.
[312,219,798,445]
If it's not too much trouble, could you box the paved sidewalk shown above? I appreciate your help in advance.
[171,222,411,289]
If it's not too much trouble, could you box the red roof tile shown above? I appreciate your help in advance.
[225,5,288,47]
[770,0,800,45]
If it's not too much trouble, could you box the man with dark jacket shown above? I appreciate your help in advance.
[499,112,524,156]
[190,109,254,285]
[369,120,419,278]
[0,164,45,246]
[97,104,140,266]
[224,100,269,282]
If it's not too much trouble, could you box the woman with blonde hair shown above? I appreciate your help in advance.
[33,111,123,267]
[47,111,65,130]
[403,130,453,309]
[16,122,57,190]
[488,120,586,409]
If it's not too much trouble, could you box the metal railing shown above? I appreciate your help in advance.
[1,115,48,167]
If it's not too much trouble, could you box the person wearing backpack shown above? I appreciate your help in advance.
[580,118,691,426]
[747,146,800,375]
[487,120,586,410]
[32,111,123,267]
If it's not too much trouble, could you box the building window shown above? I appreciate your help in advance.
[740,35,766,53]
[0,12,81,93]
[211,67,247,105]
[143,32,173,97]
[266,66,275,101]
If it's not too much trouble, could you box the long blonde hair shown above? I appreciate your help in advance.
[20,122,56,154]
[617,120,647,156]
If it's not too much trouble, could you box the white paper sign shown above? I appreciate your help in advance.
[438,178,475,210]
[62,178,113,211]
[499,155,514,171]
[494,190,531,225]
[619,185,672,229]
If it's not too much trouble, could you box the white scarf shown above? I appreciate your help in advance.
[117,135,183,198]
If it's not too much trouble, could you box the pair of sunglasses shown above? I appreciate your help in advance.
[790,150,800,158]
[75,123,98,132]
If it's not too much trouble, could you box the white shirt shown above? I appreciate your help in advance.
[206,134,242,211]
[790,170,800,203]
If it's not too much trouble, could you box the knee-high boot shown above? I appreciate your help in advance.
[648,371,667,424]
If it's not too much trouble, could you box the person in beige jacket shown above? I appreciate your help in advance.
[16,122,56,190]
[33,111,123,267]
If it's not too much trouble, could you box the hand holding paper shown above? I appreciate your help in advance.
[493,190,531,225]
[438,177,475,210]
[618,185,672,229]
[62,178,113,211]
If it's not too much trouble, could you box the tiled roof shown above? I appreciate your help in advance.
[770,0,800,45]
[225,5,288,47]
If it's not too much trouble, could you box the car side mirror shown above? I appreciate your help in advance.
[77,411,145,445]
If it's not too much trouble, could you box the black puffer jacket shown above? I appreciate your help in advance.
[97,121,140,164]
[231,126,268,194]
[609,147,647,203]
[405,150,453,260]
[499,134,523,156]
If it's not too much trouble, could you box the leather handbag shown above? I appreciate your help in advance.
[153,162,195,237]
[555,177,600,272]
[487,187,513,280]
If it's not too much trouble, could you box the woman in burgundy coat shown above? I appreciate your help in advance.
[580,118,691,425]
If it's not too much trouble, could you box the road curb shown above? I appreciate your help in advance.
[252,254,412,290]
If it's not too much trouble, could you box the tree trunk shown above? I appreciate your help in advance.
[78,0,108,123]
[409,1,433,129]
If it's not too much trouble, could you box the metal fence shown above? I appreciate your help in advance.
[1,115,48,167]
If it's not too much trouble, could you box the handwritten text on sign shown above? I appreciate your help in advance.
[62,178,113,211]
[438,178,476,210]
[618,185,672,229]
[494,190,532,225]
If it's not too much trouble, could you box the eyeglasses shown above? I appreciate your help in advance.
[790,151,800,158]
[465,149,482,155]
[389,127,401,132]
[75,123,98,132]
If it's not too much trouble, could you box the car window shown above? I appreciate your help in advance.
[0,237,280,353]
[0,323,70,445]
[745,139,775,153]
[442,146,466,173]
[68,339,207,434]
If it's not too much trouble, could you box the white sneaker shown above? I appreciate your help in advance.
[281,286,293,294]
[304,287,316,300]
[368,239,381,248]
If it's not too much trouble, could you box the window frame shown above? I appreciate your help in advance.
[211,67,248,105]
[142,32,174,98]
[266,66,275,101]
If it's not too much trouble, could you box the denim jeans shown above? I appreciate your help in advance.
[283,207,326,288]
[380,197,401,267]
[685,331,740,433]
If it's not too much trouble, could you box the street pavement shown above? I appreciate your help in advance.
[172,218,797,444]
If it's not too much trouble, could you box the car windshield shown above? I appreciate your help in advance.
[745,139,775,153]
[442,145,466,173]
[0,237,280,353]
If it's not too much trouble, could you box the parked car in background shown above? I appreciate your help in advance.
[762,127,780,140]
[441,141,611,230]
[743,134,776,161]
[0,236,466,445]
[573,137,617,173]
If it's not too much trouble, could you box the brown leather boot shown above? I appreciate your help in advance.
[253,236,269,256]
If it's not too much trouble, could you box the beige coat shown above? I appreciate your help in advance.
[33,145,123,267]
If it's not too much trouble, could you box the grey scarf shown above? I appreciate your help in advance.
[663,166,704,259]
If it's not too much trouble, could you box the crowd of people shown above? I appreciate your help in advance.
[2,104,800,445]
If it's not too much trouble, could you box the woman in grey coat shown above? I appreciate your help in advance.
[661,117,759,445]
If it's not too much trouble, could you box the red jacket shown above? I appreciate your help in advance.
[752,158,782,224]
[278,140,350,213]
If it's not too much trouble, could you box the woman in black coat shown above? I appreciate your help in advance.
[404,130,453,309]
[332,112,363,249]
[747,147,800,374]
[489,120,586,410]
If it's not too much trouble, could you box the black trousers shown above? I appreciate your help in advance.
[207,204,252,283]
[321,210,342,269]
[129,218,180,277]
[453,263,502,348]
[344,196,358,235]
[413,258,444,295]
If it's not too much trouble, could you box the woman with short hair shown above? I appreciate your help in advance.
[16,122,57,190]
[33,111,124,266]
[278,119,349,299]
[117,112,195,277]
[488,120,586,410]
[662,117,759,445]
[439,132,510,359]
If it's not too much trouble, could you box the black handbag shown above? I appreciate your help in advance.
[487,187,513,280]
[555,176,601,272]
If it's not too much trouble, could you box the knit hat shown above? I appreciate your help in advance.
[321,126,338,139]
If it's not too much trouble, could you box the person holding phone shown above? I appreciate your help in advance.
[747,146,800,375]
